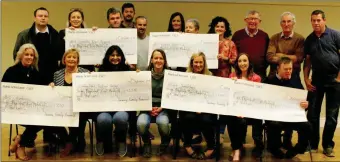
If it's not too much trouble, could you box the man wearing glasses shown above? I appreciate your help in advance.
[231,10,269,160]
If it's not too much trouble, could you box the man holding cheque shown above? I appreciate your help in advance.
[265,57,311,159]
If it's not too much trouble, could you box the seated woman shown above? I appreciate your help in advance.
[3,43,65,161]
[95,45,131,157]
[137,49,171,158]
[181,52,216,160]
[49,48,93,156]
[226,53,262,161]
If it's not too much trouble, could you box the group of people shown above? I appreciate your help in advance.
[2,2,339,161]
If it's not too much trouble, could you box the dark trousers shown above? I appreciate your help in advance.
[224,116,243,150]
[266,121,312,151]
[240,118,264,149]
[307,80,340,149]
[67,112,94,145]
[180,111,216,150]
[20,125,67,147]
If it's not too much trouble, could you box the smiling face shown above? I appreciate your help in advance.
[151,51,165,71]
[136,18,147,35]
[109,50,122,65]
[192,56,204,73]
[123,7,135,22]
[64,52,79,67]
[244,13,261,30]
[277,62,293,79]
[185,22,198,33]
[237,54,249,73]
[172,15,182,31]
[69,11,83,28]
[21,48,35,67]
[215,22,226,36]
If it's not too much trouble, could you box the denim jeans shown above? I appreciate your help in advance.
[96,111,129,144]
[307,80,340,149]
[137,111,170,144]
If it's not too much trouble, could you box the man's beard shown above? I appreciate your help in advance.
[124,17,133,22]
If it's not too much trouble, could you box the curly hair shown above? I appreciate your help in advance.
[207,16,232,38]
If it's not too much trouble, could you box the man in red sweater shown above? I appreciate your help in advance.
[231,10,269,159]
[232,10,269,81]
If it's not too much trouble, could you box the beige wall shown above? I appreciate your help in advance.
[2,1,340,117]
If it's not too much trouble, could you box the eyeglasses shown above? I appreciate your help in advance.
[246,17,260,21]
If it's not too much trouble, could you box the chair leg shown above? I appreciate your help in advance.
[216,116,220,162]
[87,120,93,156]
[308,140,313,162]
[8,124,13,156]
[261,125,267,162]
[138,134,143,155]
[16,124,19,135]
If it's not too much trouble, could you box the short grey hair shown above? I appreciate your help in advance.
[135,15,148,22]
[280,11,296,24]
[245,10,261,19]
[186,18,200,30]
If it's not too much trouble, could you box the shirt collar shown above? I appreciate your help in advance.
[280,31,294,39]
[276,73,282,80]
[245,27,258,36]
[35,26,49,34]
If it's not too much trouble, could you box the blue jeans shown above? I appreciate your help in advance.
[137,111,170,144]
[96,112,129,144]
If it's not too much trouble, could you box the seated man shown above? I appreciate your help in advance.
[265,57,312,159]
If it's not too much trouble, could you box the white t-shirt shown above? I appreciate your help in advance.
[137,35,149,71]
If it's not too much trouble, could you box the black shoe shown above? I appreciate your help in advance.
[323,147,335,157]
[252,147,263,158]
[158,143,169,156]
[269,149,285,159]
[142,143,152,158]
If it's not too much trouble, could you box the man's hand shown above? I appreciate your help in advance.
[304,78,316,92]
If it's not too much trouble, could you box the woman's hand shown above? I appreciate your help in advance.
[68,26,76,30]
[49,82,55,88]
[92,26,98,31]
[300,101,309,109]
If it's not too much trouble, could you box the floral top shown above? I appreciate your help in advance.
[214,39,237,77]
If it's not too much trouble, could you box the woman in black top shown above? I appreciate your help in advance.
[3,43,62,161]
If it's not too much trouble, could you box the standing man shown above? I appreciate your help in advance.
[135,16,149,71]
[231,10,269,159]
[13,6,62,146]
[107,7,125,28]
[266,11,305,149]
[232,10,269,81]
[304,10,340,157]
[121,3,136,28]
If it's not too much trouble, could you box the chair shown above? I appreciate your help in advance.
[8,124,19,156]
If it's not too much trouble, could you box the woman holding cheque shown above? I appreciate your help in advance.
[225,53,262,161]
[95,45,132,157]
[181,52,216,160]
[136,49,171,158]
[3,44,65,160]
[49,48,92,157]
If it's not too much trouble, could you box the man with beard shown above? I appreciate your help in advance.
[136,16,149,71]
[121,3,135,28]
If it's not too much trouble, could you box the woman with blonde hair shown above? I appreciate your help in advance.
[181,52,216,160]
[49,48,93,156]
[2,43,68,160]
